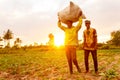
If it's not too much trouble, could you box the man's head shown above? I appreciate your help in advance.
[66,21,73,28]
[85,20,91,29]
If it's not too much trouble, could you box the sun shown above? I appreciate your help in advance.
[54,34,64,47]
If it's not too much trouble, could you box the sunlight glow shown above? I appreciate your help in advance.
[54,34,64,46]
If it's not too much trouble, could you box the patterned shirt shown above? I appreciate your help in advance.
[83,28,97,50]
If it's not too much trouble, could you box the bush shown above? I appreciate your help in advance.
[100,69,118,80]
[105,69,118,79]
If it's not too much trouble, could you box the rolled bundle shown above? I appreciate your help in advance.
[58,1,86,24]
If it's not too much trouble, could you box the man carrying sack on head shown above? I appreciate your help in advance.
[57,1,86,74]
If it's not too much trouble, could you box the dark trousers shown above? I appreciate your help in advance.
[84,50,98,72]
[65,46,81,74]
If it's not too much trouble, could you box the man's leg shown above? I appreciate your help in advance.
[84,50,90,72]
[72,47,81,73]
[91,50,98,73]
[65,47,73,74]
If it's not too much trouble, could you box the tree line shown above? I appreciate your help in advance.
[0,29,120,49]
[107,29,120,46]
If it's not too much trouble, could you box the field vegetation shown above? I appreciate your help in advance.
[0,47,120,80]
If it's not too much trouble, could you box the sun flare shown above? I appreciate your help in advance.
[54,34,64,46]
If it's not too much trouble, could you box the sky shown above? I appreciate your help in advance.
[0,0,120,46]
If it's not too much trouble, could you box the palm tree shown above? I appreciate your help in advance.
[3,29,13,48]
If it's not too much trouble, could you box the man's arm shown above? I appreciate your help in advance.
[76,17,82,32]
[93,29,97,44]
[58,20,66,31]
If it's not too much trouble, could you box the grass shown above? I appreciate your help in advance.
[0,48,120,79]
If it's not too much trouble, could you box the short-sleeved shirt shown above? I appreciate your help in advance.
[83,28,97,50]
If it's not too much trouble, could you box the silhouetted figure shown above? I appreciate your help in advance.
[48,33,54,46]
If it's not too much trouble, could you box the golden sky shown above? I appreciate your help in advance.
[0,0,120,46]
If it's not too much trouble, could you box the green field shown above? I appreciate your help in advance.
[0,48,120,80]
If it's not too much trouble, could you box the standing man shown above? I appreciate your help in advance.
[83,20,98,74]
[58,17,82,74]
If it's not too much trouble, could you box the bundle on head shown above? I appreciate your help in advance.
[58,1,86,24]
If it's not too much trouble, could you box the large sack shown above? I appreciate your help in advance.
[58,1,86,24]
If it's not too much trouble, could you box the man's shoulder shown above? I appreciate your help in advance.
[90,28,97,32]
